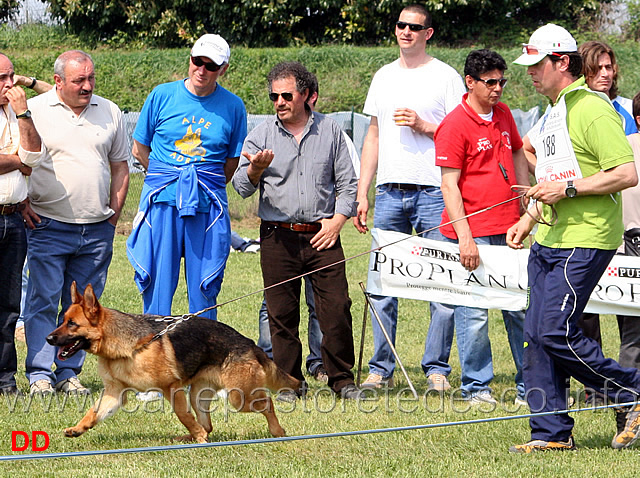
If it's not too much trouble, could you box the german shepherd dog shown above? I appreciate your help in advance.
[46,282,301,443]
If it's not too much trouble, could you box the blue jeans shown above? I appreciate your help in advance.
[421,234,525,398]
[24,217,115,385]
[0,212,27,388]
[367,184,453,378]
[258,277,324,374]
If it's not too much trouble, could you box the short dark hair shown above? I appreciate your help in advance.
[464,49,507,78]
[548,52,582,79]
[633,91,640,128]
[267,61,314,101]
[578,40,619,99]
[401,4,431,28]
[308,71,319,107]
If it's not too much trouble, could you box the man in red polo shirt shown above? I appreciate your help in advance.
[434,49,530,405]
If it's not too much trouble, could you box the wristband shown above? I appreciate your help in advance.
[28,77,37,89]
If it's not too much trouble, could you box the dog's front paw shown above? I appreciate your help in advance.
[64,427,84,438]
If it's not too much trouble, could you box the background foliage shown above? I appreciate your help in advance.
[0,0,20,20]
[2,24,639,117]
[39,0,617,48]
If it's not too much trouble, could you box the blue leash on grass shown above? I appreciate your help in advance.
[1,400,635,462]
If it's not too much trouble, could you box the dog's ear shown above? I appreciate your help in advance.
[82,284,101,324]
[70,281,82,305]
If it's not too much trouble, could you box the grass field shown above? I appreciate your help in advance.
[2,225,638,476]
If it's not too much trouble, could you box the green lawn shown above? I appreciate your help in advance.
[2,225,638,476]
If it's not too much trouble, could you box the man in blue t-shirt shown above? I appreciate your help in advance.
[127,34,247,320]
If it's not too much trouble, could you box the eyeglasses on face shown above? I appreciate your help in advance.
[521,45,563,58]
[269,92,294,102]
[191,56,222,72]
[395,21,428,32]
[473,76,508,88]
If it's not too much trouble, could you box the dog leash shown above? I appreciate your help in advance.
[148,189,560,341]
[147,191,550,340]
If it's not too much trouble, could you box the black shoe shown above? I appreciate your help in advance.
[311,366,328,384]
[585,391,606,407]
[0,385,24,396]
[340,384,365,400]
[276,390,298,403]
[276,382,307,403]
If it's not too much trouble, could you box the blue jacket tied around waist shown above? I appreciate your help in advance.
[126,161,230,300]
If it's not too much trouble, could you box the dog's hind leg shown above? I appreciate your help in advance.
[189,381,214,434]
[225,379,286,438]
[167,386,208,443]
[64,387,122,438]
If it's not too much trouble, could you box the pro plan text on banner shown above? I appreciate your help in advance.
[367,229,640,316]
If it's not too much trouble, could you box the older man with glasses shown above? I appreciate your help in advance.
[127,34,247,324]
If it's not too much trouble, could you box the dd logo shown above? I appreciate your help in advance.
[11,431,50,451]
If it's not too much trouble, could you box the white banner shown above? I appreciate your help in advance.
[366,229,640,316]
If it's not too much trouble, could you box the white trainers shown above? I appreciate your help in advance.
[244,243,260,253]
[136,390,163,401]
[468,390,497,405]
[427,373,451,392]
[55,377,90,395]
[360,373,394,389]
[30,379,54,395]
[514,396,528,407]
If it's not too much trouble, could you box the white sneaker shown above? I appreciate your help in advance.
[427,373,451,392]
[244,243,260,253]
[514,396,528,407]
[136,390,163,401]
[360,373,394,389]
[468,390,497,405]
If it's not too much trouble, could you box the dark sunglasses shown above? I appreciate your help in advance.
[473,76,508,88]
[269,92,294,102]
[396,21,428,32]
[191,56,222,72]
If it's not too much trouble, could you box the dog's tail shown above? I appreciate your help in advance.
[254,347,301,391]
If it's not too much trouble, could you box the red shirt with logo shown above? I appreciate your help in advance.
[435,94,523,239]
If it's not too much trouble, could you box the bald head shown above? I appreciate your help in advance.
[0,53,15,105]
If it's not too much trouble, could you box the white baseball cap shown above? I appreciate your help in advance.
[513,24,577,66]
[191,34,230,65]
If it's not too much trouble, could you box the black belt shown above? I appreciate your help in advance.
[264,221,322,233]
[386,183,428,191]
[0,203,24,215]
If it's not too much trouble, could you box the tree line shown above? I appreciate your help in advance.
[1,0,620,47]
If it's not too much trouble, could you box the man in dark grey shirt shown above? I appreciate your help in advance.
[232,61,361,400]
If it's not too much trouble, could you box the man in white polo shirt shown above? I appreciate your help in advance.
[22,50,129,396]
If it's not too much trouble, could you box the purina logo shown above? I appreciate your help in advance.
[609,266,640,278]
[410,245,459,262]
[619,267,640,278]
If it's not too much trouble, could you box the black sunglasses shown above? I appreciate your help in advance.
[269,92,294,102]
[473,76,508,88]
[191,56,222,72]
[396,21,429,32]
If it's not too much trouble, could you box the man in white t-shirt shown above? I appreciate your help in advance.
[354,4,465,390]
